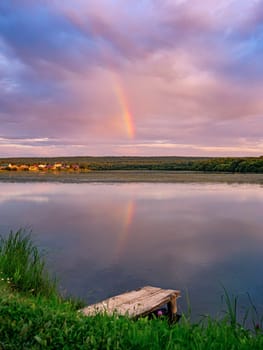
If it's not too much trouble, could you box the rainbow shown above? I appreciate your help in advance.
[113,78,135,139]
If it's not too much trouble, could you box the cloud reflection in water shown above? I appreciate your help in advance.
[0,182,262,317]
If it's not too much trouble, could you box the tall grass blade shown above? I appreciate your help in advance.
[221,285,238,328]
[0,229,57,297]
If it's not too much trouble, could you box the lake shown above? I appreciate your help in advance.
[0,181,262,319]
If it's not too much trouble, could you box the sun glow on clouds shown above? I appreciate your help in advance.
[122,141,263,157]
[0,137,49,143]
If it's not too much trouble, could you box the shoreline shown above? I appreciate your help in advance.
[0,170,263,184]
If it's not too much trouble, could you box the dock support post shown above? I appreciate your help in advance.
[167,293,178,323]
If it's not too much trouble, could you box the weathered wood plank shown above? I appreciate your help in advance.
[81,286,180,318]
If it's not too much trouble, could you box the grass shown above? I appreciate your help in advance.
[220,286,263,333]
[0,229,57,297]
[0,230,262,349]
[0,289,262,349]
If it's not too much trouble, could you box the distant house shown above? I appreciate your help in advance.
[18,165,29,171]
[8,163,18,171]
[29,165,39,171]
[71,164,80,170]
[0,163,9,170]
[54,163,62,169]
[38,164,47,170]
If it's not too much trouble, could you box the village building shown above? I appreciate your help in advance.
[38,164,47,170]
[18,165,29,171]
[53,163,62,169]
[29,165,39,171]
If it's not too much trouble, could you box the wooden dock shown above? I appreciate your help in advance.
[81,286,180,320]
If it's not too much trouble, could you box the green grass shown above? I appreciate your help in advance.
[0,287,262,349]
[0,229,57,297]
[0,230,262,349]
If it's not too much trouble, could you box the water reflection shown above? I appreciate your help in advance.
[115,200,135,262]
[0,182,262,318]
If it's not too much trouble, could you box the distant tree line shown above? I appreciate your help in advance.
[0,156,263,173]
[188,157,263,173]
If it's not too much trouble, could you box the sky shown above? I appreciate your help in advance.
[0,0,263,157]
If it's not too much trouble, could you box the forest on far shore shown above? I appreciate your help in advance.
[0,156,263,173]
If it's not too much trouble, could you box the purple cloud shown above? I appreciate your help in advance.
[0,0,263,157]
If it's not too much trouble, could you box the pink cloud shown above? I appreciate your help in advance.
[1,0,263,157]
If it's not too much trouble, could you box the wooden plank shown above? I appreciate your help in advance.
[81,286,180,318]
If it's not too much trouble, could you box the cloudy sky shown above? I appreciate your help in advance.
[0,0,263,157]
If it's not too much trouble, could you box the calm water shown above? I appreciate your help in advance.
[0,182,262,318]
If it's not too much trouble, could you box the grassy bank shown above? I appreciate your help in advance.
[0,230,262,349]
